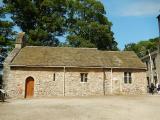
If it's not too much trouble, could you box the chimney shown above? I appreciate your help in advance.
[15,32,25,49]
[157,14,160,52]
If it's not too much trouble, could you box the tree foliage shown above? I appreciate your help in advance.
[0,4,14,87]
[3,0,66,46]
[2,0,118,50]
[0,4,15,66]
[66,0,117,50]
[124,37,159,57]
[0,6,15,46]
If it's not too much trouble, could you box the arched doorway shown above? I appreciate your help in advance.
[25,77,34,98]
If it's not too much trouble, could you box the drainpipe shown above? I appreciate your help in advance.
[110,68,113,94]
[103,68,105,96]
[119,77,122,93]
[63,66,66,96]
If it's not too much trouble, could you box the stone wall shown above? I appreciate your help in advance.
[3,48,21,90]
[111,69,147,95]
[65,68,104,96]
[6,67,105,98]
[5,67,147,98]
[6,67,64,98]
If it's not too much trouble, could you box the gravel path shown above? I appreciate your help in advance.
[0,95,160,120]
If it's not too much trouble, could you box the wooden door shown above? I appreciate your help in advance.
[25,77,34,98]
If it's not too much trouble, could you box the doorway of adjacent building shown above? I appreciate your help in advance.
[25,77,34,98]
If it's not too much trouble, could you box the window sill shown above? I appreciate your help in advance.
[124,83,132,85]
[80,82,87,83]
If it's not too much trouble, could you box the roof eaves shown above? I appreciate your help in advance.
[10,64,146,70]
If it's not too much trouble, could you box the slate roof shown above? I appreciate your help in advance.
[10,46,146,69]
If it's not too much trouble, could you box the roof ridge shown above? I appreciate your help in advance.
[25,46,136,52]
[25,46,98,50]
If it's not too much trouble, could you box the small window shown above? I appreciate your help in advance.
[124,72,128,83]
[80,73,88,82]
[124,72,132,84]
[53,73,56,81]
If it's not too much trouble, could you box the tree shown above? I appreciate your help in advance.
[0,4,15,87]
[3,0,118,50]
[66,0,118,50]
[3,0,67,46]
[0,6,15,46]
[0,4,15,69]
[124,37,159,57]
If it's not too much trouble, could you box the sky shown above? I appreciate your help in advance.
[101,0,160,50]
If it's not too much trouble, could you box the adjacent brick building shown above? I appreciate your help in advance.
[3,33,147,98]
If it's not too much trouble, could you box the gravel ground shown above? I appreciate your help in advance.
[0,95,160,120]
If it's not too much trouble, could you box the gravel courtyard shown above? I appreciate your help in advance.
[0,96,160,120]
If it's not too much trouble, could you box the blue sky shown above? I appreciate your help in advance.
[101,0,160,49]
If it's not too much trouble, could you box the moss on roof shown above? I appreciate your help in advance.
[10,46,146,69]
